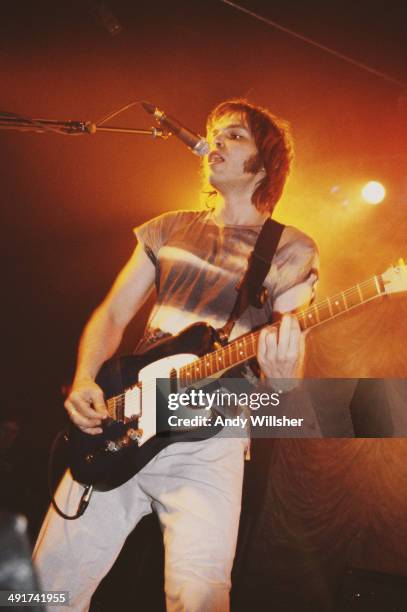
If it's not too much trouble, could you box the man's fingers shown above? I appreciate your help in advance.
[257,328,267,363]
[65,400,97,426]
[68,394,103,421]
[258,326,277,375]
[89,387,109,418]
[80,425,103,435]
[264,327,278,361]
[276,315,294,357]
[63,380,108,434]
[257,315,305,381]
[88,388,108,416]
[93,401,109,418]
[287,322,304,361]
[285,317,302,360]
[85,388,108,418]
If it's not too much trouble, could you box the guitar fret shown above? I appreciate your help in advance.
[218,349,224,369]
[345,287,362,308]
[356,283,363,302]
[248,333,256,357]
[242,336,247,360]
[233,340,238,359]
[297,312,307,331]
[194,360,201,382]
[326,297,334,319]
[330,293,347,315]
[316,299,331,323]
[362,277,381,300]
[303,306,318,327]
[223,346,230,368]
[341,291,348,309]
[246,335,252,358]
[228,344,234,366]
[226,344,234,366]
[211,350,217,374]
[238,339,245,360]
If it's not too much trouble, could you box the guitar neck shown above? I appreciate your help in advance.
[179,273,385,386]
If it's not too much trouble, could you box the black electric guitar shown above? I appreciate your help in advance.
[68,260,407,490]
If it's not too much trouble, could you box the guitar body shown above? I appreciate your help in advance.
[68,322,222,490]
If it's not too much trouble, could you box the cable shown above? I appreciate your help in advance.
[219,0,407,89]
[95,100,145,126]
[48,429,93,520]
[0,111,66,134]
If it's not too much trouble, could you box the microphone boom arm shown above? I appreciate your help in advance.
[0,111,169,139]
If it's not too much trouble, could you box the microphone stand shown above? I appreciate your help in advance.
[0,110,169,139]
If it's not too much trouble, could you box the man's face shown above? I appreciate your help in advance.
[204,112,264,192]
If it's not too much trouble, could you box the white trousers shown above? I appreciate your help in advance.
[33,436,246,612]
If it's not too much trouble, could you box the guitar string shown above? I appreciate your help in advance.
[109,266,406,418]
[105,275,384,412]
[141,274,383,392]
[108,275,383,408]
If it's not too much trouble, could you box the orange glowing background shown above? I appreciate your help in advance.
[1,3,407,601]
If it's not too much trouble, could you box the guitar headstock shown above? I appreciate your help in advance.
[382,258,407,295]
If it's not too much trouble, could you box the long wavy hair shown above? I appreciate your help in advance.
[204,99,293,213]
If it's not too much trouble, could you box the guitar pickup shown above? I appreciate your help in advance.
[124,384,142,419]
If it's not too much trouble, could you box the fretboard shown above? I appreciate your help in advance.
[179,273,385,387]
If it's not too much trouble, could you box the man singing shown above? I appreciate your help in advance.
[34,99,318,611]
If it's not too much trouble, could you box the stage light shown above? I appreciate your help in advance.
[361,181,386,204]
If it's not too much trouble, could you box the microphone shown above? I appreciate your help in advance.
[141,102,209,156]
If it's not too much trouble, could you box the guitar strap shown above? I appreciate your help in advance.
[218,217,285,342]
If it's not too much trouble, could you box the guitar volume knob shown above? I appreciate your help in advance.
[127,428,143,440]
[107,440,119,452]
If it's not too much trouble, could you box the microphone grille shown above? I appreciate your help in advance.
[193,138,210,157]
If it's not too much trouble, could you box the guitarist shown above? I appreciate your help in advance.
[33,99,318,611]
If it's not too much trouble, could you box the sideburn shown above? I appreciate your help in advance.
[244,153,269,212]
[243,153,263,174]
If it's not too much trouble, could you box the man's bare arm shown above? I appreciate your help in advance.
[64,243,156,434]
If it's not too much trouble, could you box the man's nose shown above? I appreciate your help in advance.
[214,134,225,149]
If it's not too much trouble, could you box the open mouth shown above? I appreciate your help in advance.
[208,152,224,165]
